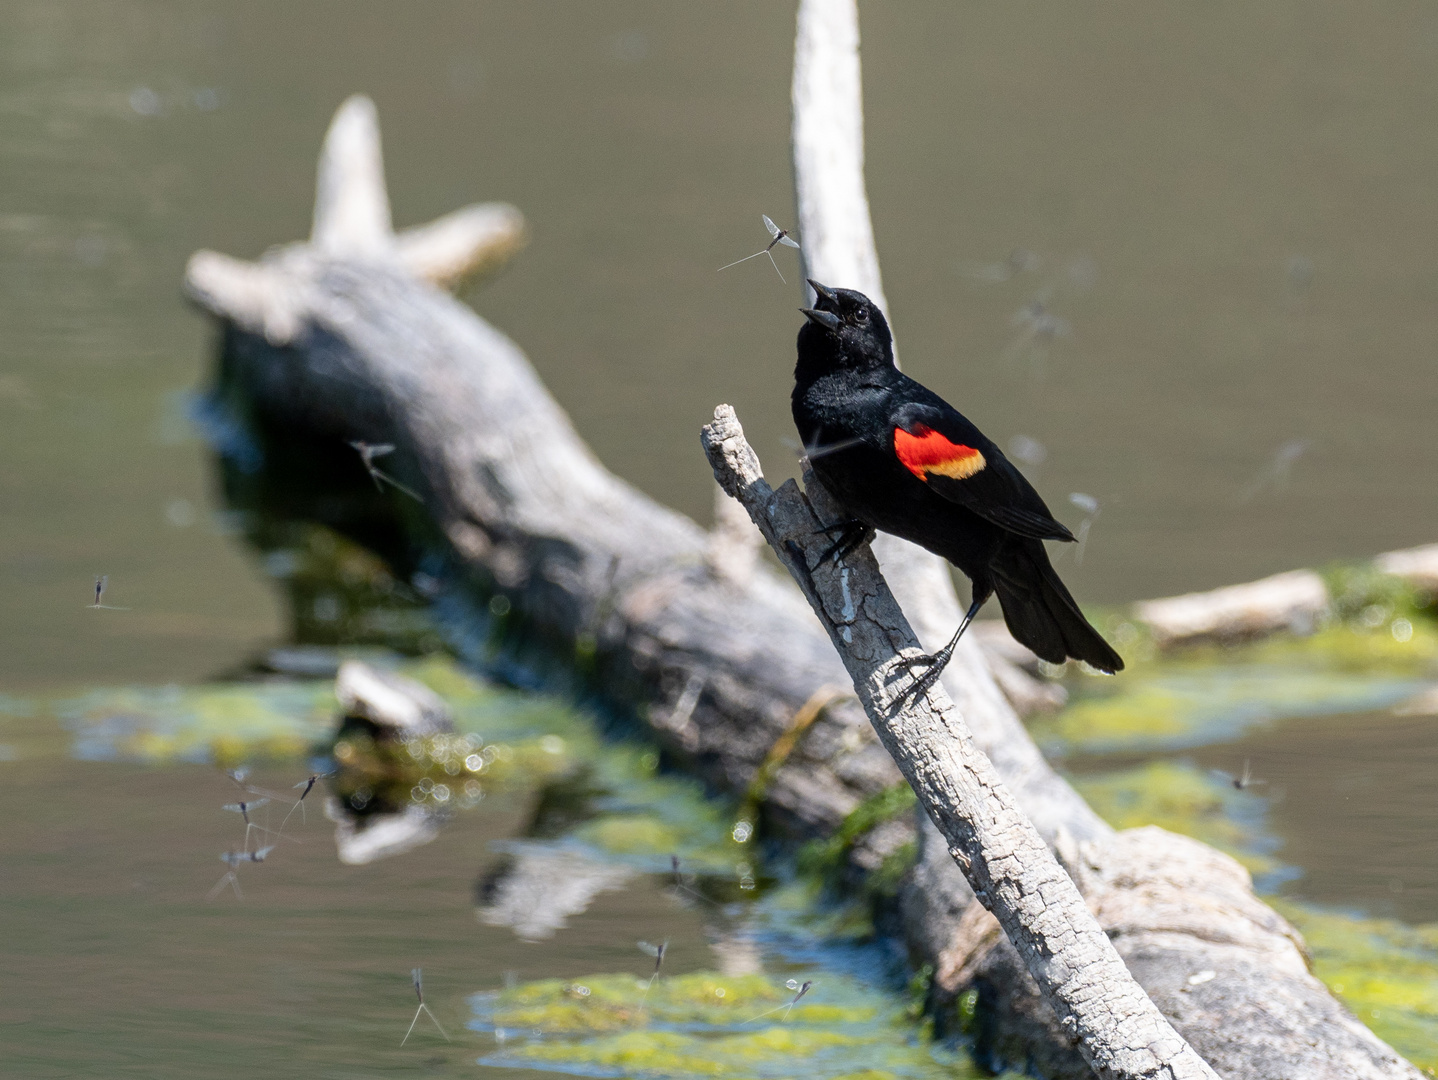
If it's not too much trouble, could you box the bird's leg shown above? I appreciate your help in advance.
[814,519,875,564]
[891,588,991,703]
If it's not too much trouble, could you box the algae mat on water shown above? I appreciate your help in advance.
[1033,619,1438,756]
[471,970,987,1080]
[1278,903,1438,1074]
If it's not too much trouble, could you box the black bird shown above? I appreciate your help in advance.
[792,281,1122,694]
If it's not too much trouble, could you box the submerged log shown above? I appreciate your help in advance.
[182,57,1422,1080]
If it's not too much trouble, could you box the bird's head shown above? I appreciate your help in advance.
[798,281,894,373]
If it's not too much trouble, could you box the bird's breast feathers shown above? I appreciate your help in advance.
[893,424,987,481]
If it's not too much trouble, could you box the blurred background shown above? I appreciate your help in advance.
[3,4,1438,1076]
[4,0,1438,691]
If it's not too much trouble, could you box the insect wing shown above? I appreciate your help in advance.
[762,214,781,239]
[777,232,801,249]
[637,941,662,957]
[250,845,275,862]
[785,979,800,991]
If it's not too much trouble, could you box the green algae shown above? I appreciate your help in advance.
[52,653,593,775]
[474,969,980,1080]
[574,814,686,855]
[1072,760,1279,876]
[1031,651,1431,757]
[1273,902,1438,1074]
[60,681,338,764]
[1322,562,1436,628]
[1243,618,1438,674]
[800,784,917,881]
[51,646,746,874]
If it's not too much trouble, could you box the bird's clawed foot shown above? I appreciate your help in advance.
[815,519,875,565]
[886,593,988,709]
[888,643,958,707]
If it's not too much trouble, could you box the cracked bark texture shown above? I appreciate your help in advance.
[182,58,1423,1080]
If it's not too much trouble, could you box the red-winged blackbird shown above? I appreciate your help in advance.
[792,281,1122,693]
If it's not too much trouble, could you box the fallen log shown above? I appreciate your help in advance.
[181,41,1422,1080]
[1129,543,1435,649]
[1133,569,1331,648]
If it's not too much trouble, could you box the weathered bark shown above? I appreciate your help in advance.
[703,406,1218,1080]
[181,70,1422,1080]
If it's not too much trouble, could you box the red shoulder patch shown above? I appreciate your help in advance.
[894,424,986,481]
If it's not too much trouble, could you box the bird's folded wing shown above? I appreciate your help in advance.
[891,403,1074,542]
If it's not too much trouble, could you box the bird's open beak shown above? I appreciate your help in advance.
[800,308,841,331]
[807,279,838,305]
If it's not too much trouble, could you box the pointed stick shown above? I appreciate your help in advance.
[311,95,392,256]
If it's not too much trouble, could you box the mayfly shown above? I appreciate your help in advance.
[1068,492,1100,566]
[222,798,269,825]
[279,772,333,832]
[782,433,868,463]
[207,845,273,900]
[224,767,284,801]
[1237,439,1311,505]
[349,441,422,502]
[637,940,668,1005]
[745,979,812,1024]
[222,798,277,852]
[1213,759,1267,791]
[87,575,129,610]
[402,968,450,1046]
[718,214,801,283]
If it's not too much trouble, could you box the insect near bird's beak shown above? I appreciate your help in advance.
[800,307,841,331]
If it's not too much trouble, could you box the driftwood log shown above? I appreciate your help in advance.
[181,15,1423,1080]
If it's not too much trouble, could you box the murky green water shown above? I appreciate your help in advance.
[4,2,1438,1075]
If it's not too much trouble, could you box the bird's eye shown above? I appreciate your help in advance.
[854,307,868,323]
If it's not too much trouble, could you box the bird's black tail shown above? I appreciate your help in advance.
[990,538,1124,673]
